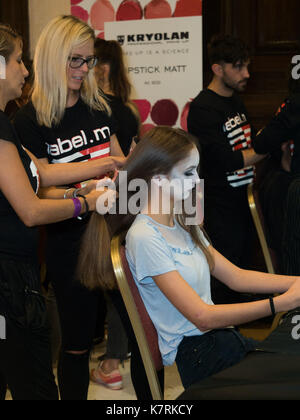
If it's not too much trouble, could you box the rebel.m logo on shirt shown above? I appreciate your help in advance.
[223,113,254,188]
[46,126,111,163]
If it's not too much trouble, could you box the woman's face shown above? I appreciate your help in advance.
[168,146,200,202]
[0,39,28,106]
[67,39,95,93]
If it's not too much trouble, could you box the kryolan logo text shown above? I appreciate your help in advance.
[0,315,6,340]
[0,55,6,80]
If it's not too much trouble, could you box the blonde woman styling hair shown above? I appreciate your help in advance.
[14,15,124,401]
[32,15,109,127]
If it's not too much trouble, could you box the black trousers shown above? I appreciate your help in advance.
[0,257,58,400]
[204,193,256,304]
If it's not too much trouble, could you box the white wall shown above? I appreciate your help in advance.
[28,0,70,58]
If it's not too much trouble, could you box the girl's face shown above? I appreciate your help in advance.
[0,39,28,106]
[168,146,200,202]
[67,39,95,93]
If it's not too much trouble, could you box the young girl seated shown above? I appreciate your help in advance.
[78,126,300,390]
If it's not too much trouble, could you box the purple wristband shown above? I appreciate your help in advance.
[72,198,82,218]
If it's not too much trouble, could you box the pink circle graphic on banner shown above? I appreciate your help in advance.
[132,99,152,123]
[173,0,202,17]
[180,101,192,131]
[144,0,172,19]
[116,0,143,21]
[71,6,89,22]
[71,0,83,5]
[140,124,156,136]
[151,99,179,126]
[90,0,115,31]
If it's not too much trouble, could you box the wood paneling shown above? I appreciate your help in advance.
[255,0,300,53]
[0,0,30,62]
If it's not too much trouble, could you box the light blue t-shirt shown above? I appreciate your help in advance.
[126,214,214,366]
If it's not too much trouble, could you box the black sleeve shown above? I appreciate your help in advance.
[187,103,244,173]
[107,111,118,135]
[13,105,48,159]
[97,110,117,138]
[0,112,17,144]
[252,96,300,154]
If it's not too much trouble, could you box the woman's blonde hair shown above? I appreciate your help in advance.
[78,126,214,290]
[32,15,110,127]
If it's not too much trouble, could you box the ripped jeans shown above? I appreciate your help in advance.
[176,328,257,389]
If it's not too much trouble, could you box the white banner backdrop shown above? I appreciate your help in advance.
[71,0,203,134]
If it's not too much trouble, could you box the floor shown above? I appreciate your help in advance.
[5,338,184,401]
[5,319,273,401]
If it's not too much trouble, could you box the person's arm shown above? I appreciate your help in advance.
[38,180,99,200]
[24,148,126,188]
[128,224,300,332]
[252,96,300,155]
[151,245,300,332]
[0,140,102,227]
[152,268,300,332]
[241,148,267,167]
[211,246,296,294]
[110,134,125,157]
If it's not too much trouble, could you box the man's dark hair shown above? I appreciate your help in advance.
[208,34,250,66]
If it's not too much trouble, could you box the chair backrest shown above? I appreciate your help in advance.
[247,182,278,274]
[111,233,164,400]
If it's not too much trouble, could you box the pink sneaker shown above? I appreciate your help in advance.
[91,364,123,390]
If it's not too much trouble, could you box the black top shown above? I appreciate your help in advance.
[253,94,300,174]
[14,99,116,165]
[13,99,116,260]
[105,94,139,156]
[0,111,39,261]
[187,89,254,202]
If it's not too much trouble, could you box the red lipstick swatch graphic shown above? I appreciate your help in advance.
[173,0,202,17]
[90,0,115,31]
[140,124,156,136]
[144,0,172,19]
[116,0,143,21]
[71,5,89,22]
[151,99,179,126]
[132,99,152,123]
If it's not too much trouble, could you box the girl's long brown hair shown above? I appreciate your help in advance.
[78,126,214,290]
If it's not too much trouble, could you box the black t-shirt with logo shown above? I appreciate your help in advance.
[188,89,254,202]
[0,111,39,261]
[13,99,116,262]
